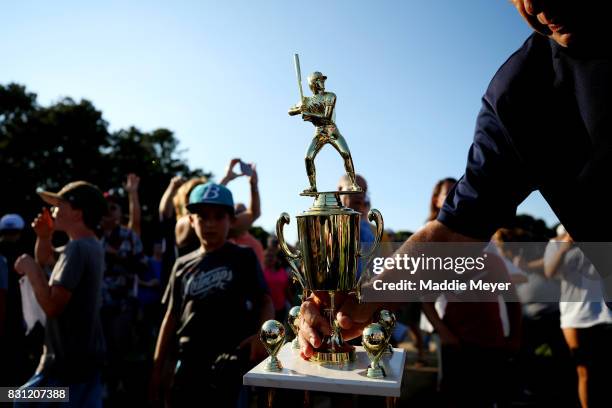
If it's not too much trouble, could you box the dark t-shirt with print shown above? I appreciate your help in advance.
[167,242,269,368]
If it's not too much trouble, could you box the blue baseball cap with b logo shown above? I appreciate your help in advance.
[186,182,235,215]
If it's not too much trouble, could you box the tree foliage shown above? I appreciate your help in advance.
[0,83,209,247]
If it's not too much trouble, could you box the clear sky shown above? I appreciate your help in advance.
[1,0,559,240]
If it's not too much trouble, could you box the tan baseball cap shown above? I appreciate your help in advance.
[38,181,108,220]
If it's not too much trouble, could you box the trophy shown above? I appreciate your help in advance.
[260,320,286,372]
[362,323,388,379]
[377,310,396,356]
[276,54,384,364]
[287,306,301,350]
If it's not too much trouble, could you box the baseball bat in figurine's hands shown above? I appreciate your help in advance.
[288,53,305,116]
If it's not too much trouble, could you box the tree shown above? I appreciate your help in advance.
[0,82,210,249]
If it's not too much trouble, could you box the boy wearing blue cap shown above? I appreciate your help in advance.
[151,182,273,407]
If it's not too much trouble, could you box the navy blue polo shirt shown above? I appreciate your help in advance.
[438,33,612,243]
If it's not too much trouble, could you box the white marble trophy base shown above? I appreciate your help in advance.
[243,343,406,397]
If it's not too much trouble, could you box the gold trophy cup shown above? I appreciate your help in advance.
[277,196,382,364]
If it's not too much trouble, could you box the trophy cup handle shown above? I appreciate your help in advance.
[276,213,302,260]
[276,213,306,288]
[358,209,384,264]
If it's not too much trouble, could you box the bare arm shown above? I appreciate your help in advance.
[174,215,195,249]
[233,166,261,230]
[35,236,55,267]
[33,208,56,266]
[158,176,185,221]
[219,158,243,186]
[544,241,572,278]
[14,255,71,318]
[125,174,141,236]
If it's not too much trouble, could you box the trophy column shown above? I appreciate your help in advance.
[275,191,383,364]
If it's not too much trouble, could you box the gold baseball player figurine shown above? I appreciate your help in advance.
[288,54,361,195]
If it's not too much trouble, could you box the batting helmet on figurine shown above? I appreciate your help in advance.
[307,71,327,86]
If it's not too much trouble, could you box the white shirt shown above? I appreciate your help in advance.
[544,240,612,329]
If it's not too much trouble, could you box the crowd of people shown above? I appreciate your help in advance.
[0,159,299,406]
[2,161,611,408]
[2,1,611,407]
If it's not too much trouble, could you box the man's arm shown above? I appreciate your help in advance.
[14,254,71,318]
[409,220,480,244]
[298,220,480,358]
